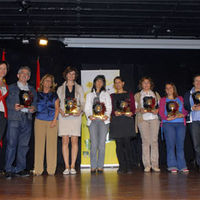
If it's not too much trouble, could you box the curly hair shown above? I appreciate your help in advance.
[138,76,155,91]
[38,74,57,92]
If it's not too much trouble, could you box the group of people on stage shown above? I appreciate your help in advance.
[1,60,200,179]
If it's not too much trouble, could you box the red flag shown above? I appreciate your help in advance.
[0,140,2,148]
[2,49,5,61]
[36,57,40,91]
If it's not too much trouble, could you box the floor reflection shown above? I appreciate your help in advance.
[32,175,59,198]
[28,169,200,199]
[1,169,200,199]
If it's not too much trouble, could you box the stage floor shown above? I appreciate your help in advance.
[0,168,200,200]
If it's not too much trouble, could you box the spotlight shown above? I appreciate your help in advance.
[166,29,172,33]
[22,36,30,44]
[18,0,31,12]
[38,37,48,46]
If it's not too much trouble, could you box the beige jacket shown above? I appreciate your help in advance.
[134,91,160,133]
[57,82,85,113]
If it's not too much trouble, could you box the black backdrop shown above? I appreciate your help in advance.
[0,40,200,171]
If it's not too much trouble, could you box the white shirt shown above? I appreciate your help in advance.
[84,90,112,126]
[140,90,158,121]
[0,86,7,112]
[17,81,29,113]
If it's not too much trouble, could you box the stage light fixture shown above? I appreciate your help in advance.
[22,36,30,44]
[62,38,200,49]
[18,0,31,12]
[38,37,48,46]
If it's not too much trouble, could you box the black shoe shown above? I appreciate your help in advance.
[15,170,30,177]
[0,170,5,176]
[5,172,13,179]
[126,169,133,174]
[97,168,104,173]
[117,169,126,174]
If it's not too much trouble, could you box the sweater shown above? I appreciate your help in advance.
[159,96,188,126]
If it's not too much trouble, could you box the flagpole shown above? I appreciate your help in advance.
[36,56,41,92]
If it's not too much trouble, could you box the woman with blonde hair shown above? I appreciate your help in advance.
[34,74,59,175]
[57,66,85,175]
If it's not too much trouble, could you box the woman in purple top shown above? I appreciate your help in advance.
[159,83,188,173]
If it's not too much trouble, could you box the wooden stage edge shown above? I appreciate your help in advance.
[0,168,200,200]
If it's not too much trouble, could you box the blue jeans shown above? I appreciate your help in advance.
[163,123,187,171]
[5,114,32,173]
[89,120,109,169]
[190,121,200,166]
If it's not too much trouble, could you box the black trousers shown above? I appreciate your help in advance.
[116,137,133,171]
[0,112,7,141]
[190,121,200,166]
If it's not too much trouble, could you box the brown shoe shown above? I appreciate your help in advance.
[91,169,96,174]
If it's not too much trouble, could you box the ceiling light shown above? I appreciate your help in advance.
[38,37,48,46]
[62,38,200,49]
[22,37,29,44]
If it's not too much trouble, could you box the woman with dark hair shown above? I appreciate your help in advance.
[57,66,85,175]
[159,83,188,173]
[135,76,160,172]
[34,74,59,175]
[85,75,112,173]
[0,61,9,141]
[110,76,136,173]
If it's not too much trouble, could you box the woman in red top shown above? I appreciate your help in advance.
[0,61,9,141]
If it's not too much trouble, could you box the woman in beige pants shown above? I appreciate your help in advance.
[34,74,59,175]
[135,77,160,173]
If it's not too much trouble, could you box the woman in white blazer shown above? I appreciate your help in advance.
[85,75,112,173]
[57,66,85,175]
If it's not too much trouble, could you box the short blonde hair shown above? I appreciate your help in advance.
[38,74,57,92]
